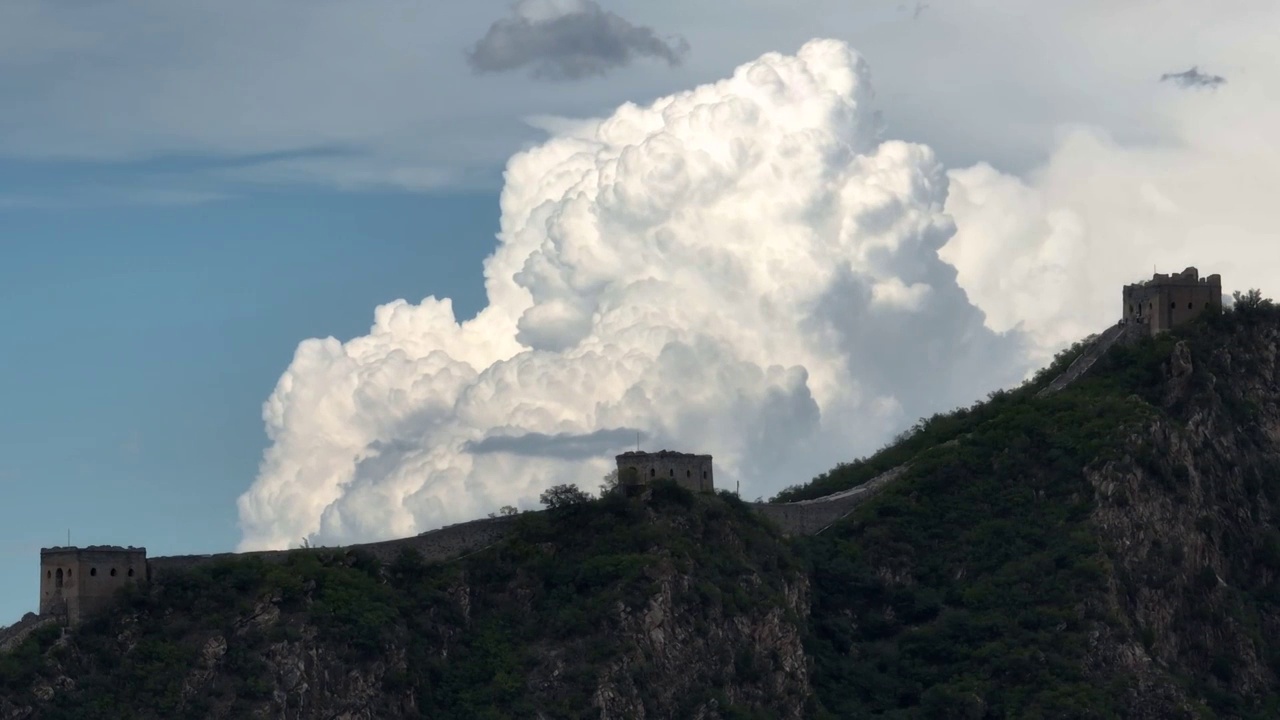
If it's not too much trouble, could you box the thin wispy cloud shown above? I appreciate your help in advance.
[465,428,646,460]
[0,188,228,211]
[466,0,689,80]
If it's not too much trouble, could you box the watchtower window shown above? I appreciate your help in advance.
[110,568,117,577]
[90,568,97,577]
[1205,302,1211,309]
[127,568,135,577]
[55,568,63,589]
[669,468,674,477]
[1169,301,1176,309]
[649,468,655,477]
[686,470,691,478]
[703,471,707,479]
[46,570,51,579]
[1188,302,1193,309]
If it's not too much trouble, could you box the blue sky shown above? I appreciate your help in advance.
[1,0,1272,626]
[0,183,496,624]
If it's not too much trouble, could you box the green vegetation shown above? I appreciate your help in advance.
[792,297,1280,718]
[7,295,1280,719]
[1,483,803,719]
[800,386,1141,717]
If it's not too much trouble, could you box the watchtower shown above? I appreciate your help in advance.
[1123,266,1222,334]
[615,450,714,493]
[40,546,147,624]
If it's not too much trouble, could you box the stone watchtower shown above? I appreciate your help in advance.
[615,450,714,493]
[40,546,147,624]
[1123,266,1222,334]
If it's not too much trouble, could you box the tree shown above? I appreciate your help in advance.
[539,483,591,510]
[488,505,519,518]
[600,467,641,496]
[1230,289,1274,325]
[599,469,619,496]
[1233,288,1271,311]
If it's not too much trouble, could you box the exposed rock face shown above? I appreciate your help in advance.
[593,559,809,719]
[1083,321,1280,716]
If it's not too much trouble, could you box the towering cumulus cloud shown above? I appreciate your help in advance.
[236,39,1028,551]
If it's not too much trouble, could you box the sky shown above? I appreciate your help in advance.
[2,0,1277,624]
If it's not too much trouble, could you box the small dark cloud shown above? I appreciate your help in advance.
[465,427,646,459]
[1160,66,1226,90]
[466,0,689,81]
[896,2,929,20]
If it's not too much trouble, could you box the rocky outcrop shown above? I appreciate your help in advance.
[1082,323,1280,716]
[593,559,809,719]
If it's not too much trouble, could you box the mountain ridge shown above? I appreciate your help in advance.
[6,298,1280,718]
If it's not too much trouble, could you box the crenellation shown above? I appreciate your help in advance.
[1122,266,1222,334]
[615,450,714,493]
[40,546,147,625]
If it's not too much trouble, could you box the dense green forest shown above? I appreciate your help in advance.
[6,295,1280,718]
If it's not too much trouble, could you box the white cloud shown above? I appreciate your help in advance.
[17,0,1259,549]
[943,22,1280,362]
[236,39,1027,551]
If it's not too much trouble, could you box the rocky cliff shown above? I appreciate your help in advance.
[799,302,1280,719]
[7,301,1280,719]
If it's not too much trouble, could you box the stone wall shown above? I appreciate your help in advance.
[1037,322,1143,398]
[146,480,922,584]
[749,466,908,536]
[144,474,923,586]
[0,614,58,655]
[148,516,519,581]
[343,515,518,566]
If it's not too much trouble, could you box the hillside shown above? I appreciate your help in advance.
[6,298,1280,718]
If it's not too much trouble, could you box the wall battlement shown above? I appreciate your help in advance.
[616,450,714,493]
[146,516,518,581]
[1122,266,1222,334]
[32,471,908,627]
[40,546,147,624]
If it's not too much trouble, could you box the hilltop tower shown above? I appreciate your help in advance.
[615,450,714,493]
[1123,266,1222,334]
[40,546,147,624]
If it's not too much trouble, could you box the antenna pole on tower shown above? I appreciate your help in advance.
[636,431,640,452]
[67,529,70,547]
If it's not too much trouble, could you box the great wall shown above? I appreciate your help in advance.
[21,460,918,629]
[5,268,1224,631]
